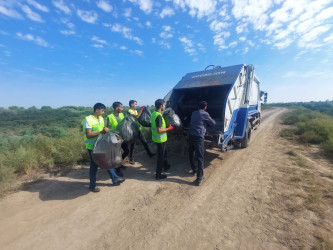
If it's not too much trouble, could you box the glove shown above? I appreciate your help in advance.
[141,106,145,111]
[168,124,174,131]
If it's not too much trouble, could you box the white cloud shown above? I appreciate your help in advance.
[0,5,22,19]
[60,30,75,35]
[52,0,71,15]
[160,6,175,18]
[145,21,152,27]
[160,25,173,39]
[298,25,330,48]
[124,8,132,18]
[173,0,217,18]
[130,49,143,56]
[128,0,153,14]
[294,50,306,60]
[92,44,103,48]
[212,32,230,50]
[91,36,108,45]
[107,23,143,45]
[77,9,98,24]
[20,4,43,22]
[210,20,230,32]
[97,0,113,12]
[236,23,248,34]
[323,33,333,43]
[159,40,171,49]
[16,32,49,47]
[179,36,197,55]
[315,6,333,23]
[120,46,127,50]
[197,42,206,52]
[27,0,48,12]
[274,38,293,49]
[229,41,238,47]
[232,0,272,30]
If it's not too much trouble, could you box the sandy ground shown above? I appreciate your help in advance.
[0,108,332,250]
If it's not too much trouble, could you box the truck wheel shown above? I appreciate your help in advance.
[240,121,251,148]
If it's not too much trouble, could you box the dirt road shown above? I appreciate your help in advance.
[0,108,332,249]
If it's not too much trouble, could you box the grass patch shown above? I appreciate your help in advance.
[280,129,296,139]
[281,107,333,155]
[155,187,163,195]
[290,177,301,182]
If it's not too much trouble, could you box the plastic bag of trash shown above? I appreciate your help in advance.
[92,131,123,169]
[118,115,139,143]
[138,106,151,127]
[163,108,183,129]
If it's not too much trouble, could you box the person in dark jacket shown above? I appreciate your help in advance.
[189,101,216,186]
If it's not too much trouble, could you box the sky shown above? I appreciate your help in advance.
[0,0,333,108]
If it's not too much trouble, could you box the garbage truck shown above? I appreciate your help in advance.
[164,64,267,151]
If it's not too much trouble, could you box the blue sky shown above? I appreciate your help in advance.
[0,0,332,108]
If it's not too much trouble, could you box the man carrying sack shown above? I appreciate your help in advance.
[151,99,174,180]
[107,101,129,177]
[82,103,125,192]
[128,100,155,164]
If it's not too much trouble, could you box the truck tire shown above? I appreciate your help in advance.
[240,121,251,148]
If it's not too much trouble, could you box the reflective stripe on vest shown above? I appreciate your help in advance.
[128,109,142,131]
[107,113,124,130]
[151,111,167,143]
[82,115,104,150]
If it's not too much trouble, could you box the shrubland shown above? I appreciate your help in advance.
[0,105,155,195]
[279,102,333,155]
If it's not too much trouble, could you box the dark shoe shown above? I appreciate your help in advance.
[129,159,135,164]
[148,153,156,158]
[116,168,124,177]
[194,179,201,186]
[89,187,100,192]
[155,174,167,180]
[188,169,197,175]
[163,164,171,172]
[113,179,125,186]
[120,165,127,170]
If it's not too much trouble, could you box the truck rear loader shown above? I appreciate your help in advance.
[164,64,267,151]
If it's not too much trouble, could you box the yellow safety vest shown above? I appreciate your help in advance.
[128,109,142,131]
[82,115,104,150]
[107,113,124,130]
[151,111,167,143]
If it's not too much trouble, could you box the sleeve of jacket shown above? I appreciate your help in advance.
[203,112,216,127]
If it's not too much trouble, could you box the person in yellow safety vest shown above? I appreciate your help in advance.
[106,101,128,177]
[151,99,174,180]
[82,103,125,192]
[127,100,156,164]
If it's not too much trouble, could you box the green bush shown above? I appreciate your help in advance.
[281,107,333,154]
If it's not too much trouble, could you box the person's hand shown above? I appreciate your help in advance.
[141,106,145,111]
[103,127,109,133]
[168,124,174,131]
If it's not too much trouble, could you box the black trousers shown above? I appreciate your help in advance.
[129,130,152,159]
[189,135,205,180]
[121,142,130,160]
[156,142,168,176]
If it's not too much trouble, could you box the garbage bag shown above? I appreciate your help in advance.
[92,131,123,169]
[163,108,183,130]
[138,106,151,127]
[118,115,139,143]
